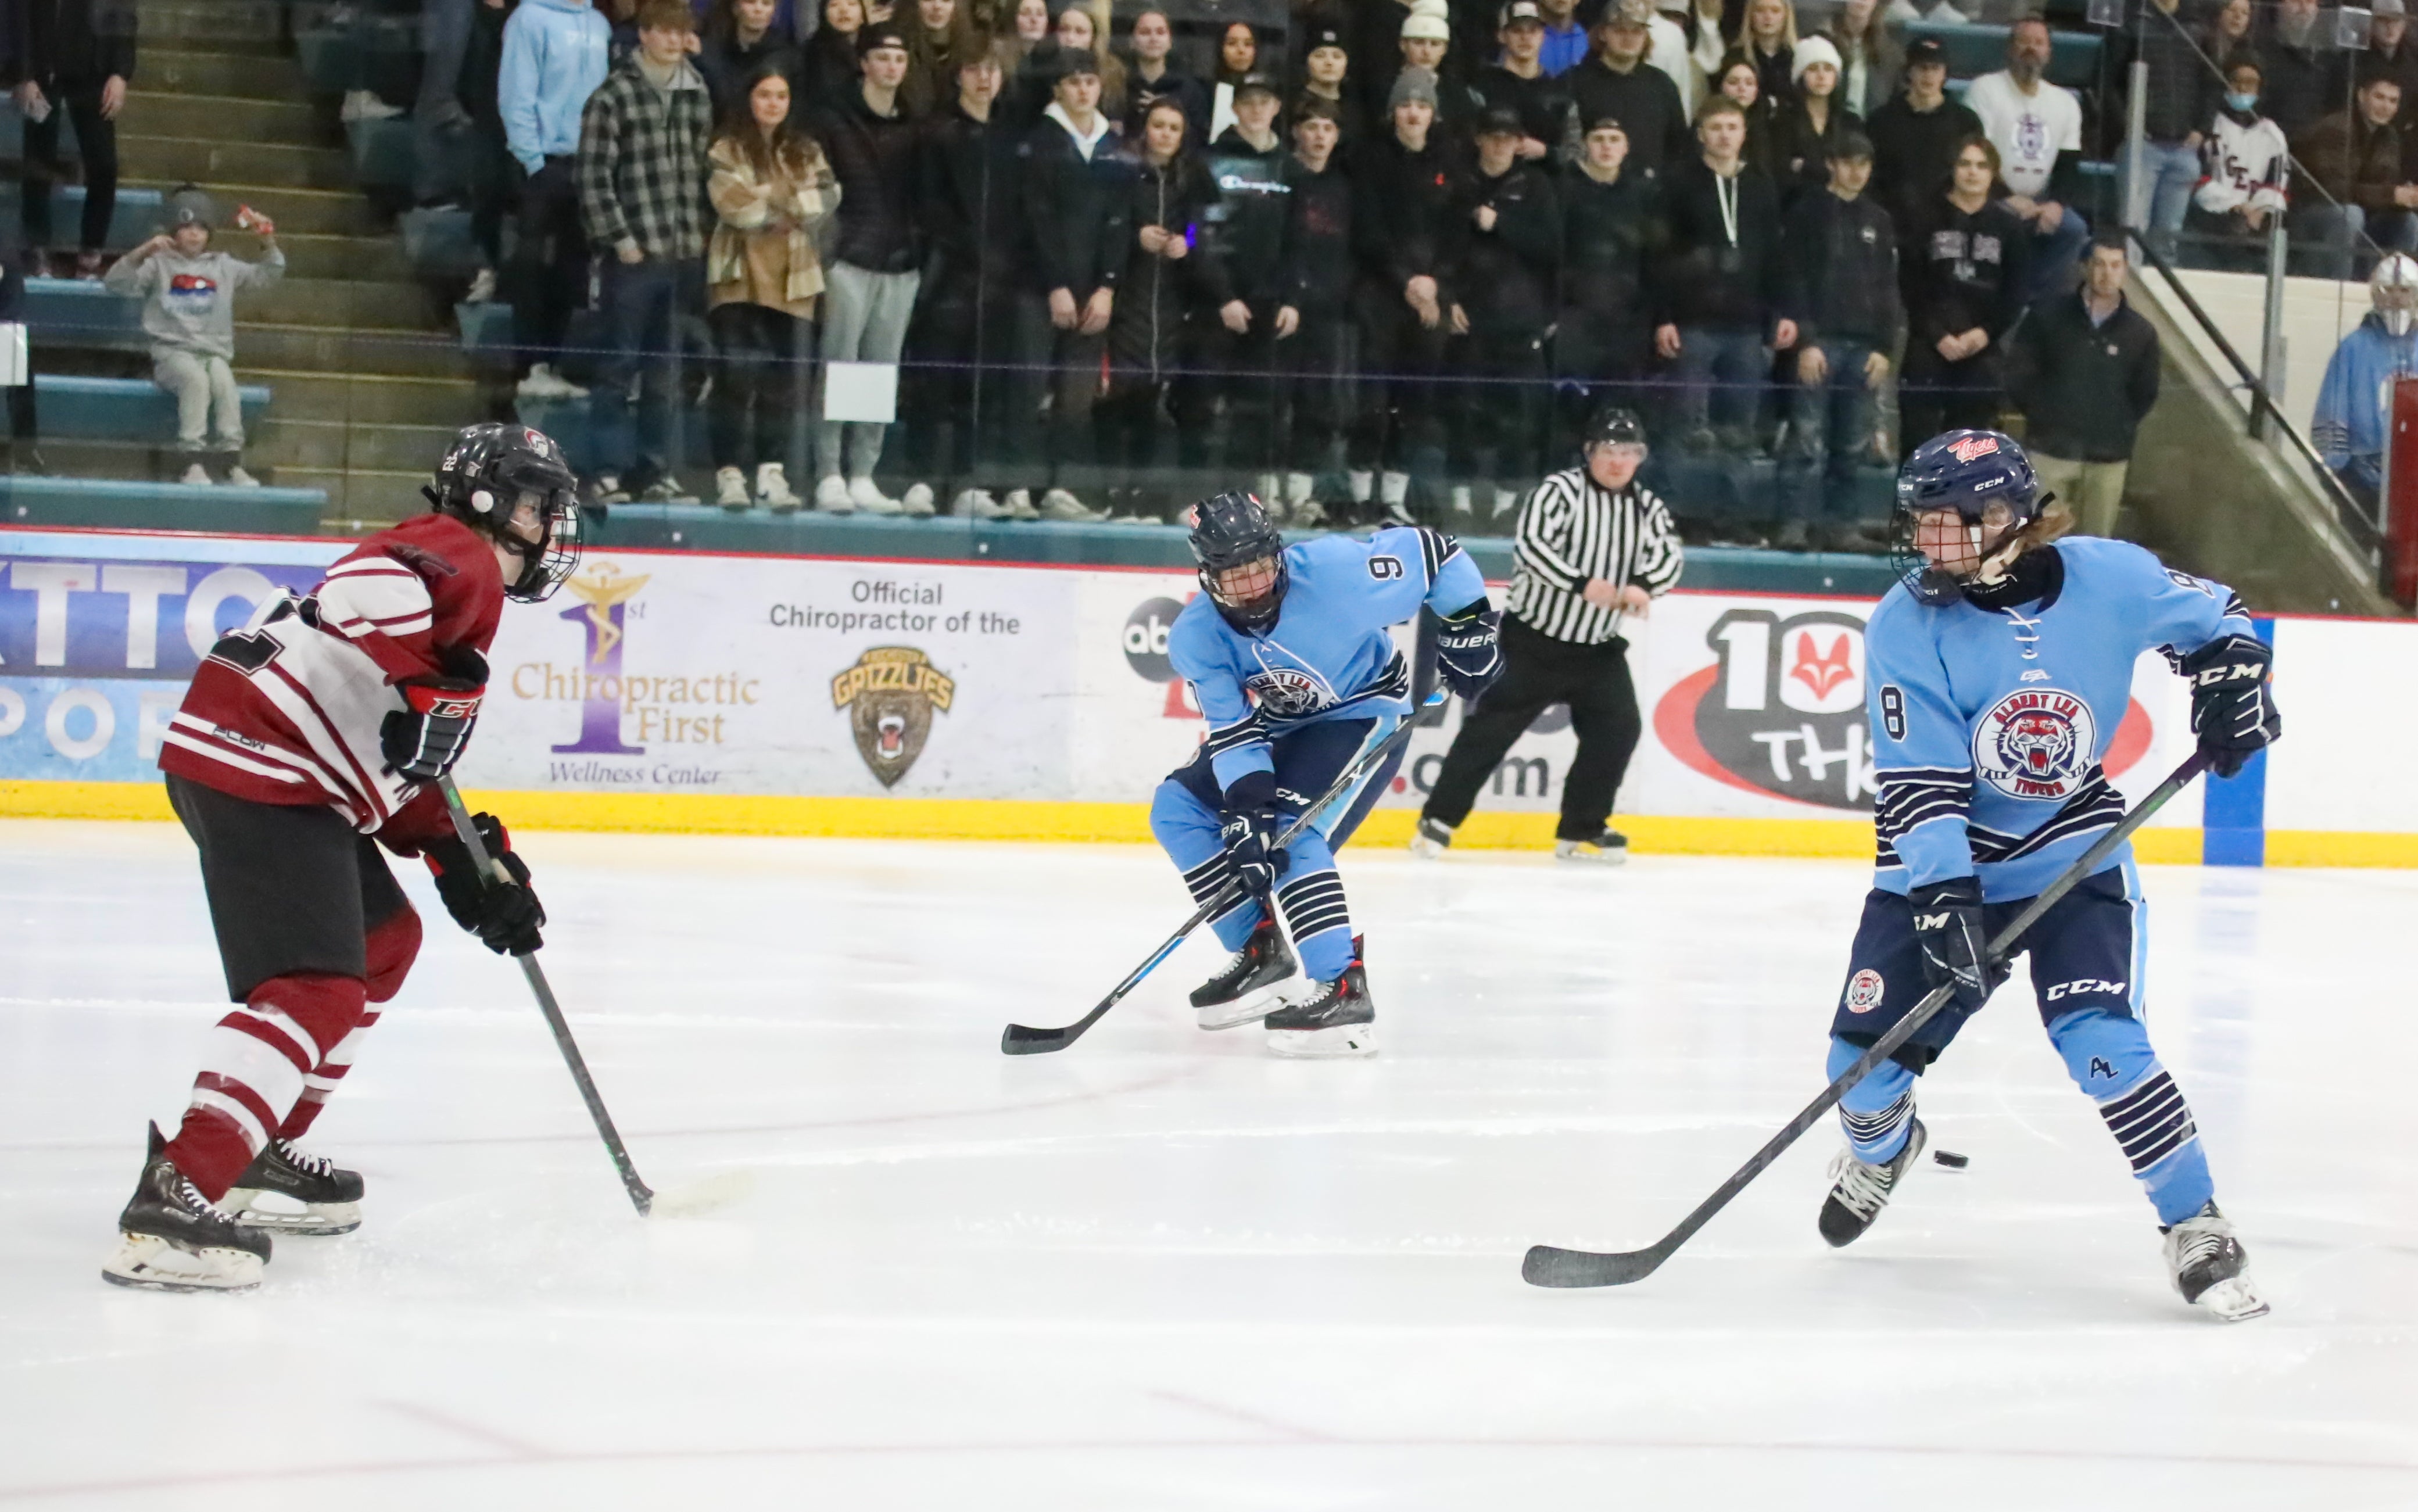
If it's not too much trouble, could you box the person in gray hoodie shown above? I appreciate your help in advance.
[102,187,283,486]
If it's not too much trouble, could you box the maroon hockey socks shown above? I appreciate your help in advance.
[163,972,368,1202]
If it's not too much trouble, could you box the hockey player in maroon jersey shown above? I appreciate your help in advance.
[103,422,583,1292]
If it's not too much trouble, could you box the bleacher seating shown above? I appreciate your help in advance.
[20,277,146,349]
[0,473,324,532]
[0,188,165,257]
[30,374,272,442]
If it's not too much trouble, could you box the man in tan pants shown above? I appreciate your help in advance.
[2007,232,2161,538]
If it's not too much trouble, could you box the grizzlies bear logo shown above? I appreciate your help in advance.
[832,646,957,788]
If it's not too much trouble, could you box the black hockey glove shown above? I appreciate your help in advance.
[1434,605,1502,701]
[1908,876,2004,1013]
[422,811,546,956]
[1219,772,1290,897]
[2180,635,2280,779]
[382,647,489,783]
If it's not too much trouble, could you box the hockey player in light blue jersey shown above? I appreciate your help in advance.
[1152,490,1499,1057]
[1821,429,2280,1321]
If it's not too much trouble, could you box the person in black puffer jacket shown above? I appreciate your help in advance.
[1897,133,2030,458]
[1015,47,1130,518]
[1555,113,1657,446]
[1448,106,1560,528]
[812,26,929,511]
[1778,128,1897,547]
[1351,68,1466,522]
[906,41,1031,516]
[1274,94,1354,522]
[1098,99,1223,520]
[1195,75,1292,502]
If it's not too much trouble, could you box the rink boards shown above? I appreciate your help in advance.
[0,525,2402,868]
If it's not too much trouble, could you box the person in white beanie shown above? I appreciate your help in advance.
[1772,33,1857,205]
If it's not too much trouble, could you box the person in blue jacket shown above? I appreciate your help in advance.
[2311,252,2418,521]
[1822,428,2280,1322]
[1152,489,1499,1056]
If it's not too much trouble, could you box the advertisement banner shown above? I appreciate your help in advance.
[0,527,2360,858]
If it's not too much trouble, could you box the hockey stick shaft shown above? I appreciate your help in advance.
[1001,691,1445,1055]
[438,778,655,1216]
[1523,750,2210,1287]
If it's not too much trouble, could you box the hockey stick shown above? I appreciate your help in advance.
[1522,750,2212,1288]
[438,778,657,1217]
[1001,689,1446,1056]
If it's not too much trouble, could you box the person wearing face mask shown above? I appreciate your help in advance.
[2313,254,2418,519]
[2183,55,2288,273]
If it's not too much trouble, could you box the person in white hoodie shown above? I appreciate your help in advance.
[2184,54,2290,273]
[102,187,282,487]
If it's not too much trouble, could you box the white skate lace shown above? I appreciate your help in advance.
[2172,1219,2228,1273]
[277,1141,336,1179]
[173,1173,235,1226]
[1826,1150,1896,1221]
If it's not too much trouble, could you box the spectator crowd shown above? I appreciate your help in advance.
[38,0,2418,542]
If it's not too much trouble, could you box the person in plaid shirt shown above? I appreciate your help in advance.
[578,0,714,503]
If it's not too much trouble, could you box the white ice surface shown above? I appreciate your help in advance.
[2,821,2413,1509]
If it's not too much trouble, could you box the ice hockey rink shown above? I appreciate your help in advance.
[3,819,2413,1510]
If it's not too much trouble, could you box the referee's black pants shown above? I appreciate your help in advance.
[1420,616,1641,842]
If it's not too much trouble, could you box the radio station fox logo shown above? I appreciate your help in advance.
[832,646,956,787]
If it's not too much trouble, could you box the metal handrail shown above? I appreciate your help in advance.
[2129,234,2385,554]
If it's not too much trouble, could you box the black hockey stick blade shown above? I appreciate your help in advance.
[1000,691,1446,1056]
[1520,751,2211,1288]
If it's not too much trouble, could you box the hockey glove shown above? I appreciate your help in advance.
[1908,876,2003,1013]
[382,648,489,783]
[1434,605,1502,701]
[1219,772,1291,896]
[422,811,546,956]
[2180,634,2280,779]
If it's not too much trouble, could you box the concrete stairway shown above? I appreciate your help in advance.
[113,7,480,525]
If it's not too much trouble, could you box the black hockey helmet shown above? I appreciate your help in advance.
[1582,403,1647,453]
[1892,428,2044,606]
[425,422,583,603]
[1188,489,1288,633]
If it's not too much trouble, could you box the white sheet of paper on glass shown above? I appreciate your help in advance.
[823,361,899,424]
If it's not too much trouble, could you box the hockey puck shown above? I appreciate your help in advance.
[1933,1149,1970,1169]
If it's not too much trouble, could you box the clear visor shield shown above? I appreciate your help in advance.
[1209,555,1283,612]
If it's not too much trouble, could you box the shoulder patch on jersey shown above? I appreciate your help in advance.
[1972,687,2098,800]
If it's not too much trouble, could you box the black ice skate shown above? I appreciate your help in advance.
[227,1139,365,1235]
[1191,918,1299,1030]
[1409,816,1453,859]
[1818,1117,1928,1247]
[1553,829,1628,865]
[102,1123,271,1292]
[1264,951,1377,1058]
[2161,1201,2269,1322]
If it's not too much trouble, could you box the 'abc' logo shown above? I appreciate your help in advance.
[1124,598,1186,683]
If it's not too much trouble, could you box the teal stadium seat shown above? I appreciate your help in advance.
[0,187,164,256]
[31,374,272,442]
[0,474,324,532]
[20,276,146,349]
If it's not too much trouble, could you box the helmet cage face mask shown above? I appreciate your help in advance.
[1889,429,2039,605]
[1188,489,1290,632]
[438,426,583,603]
[2375,253,2418,336]
[1205,554,1285,626]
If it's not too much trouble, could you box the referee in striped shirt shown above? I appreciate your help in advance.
[1413,407,1683,863]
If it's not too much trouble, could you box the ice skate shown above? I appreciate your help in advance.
[1818,1116,1926,1247]
[2162,1202,2269,1322]
[225,1139,365,1236]
[1410,815,1453,859]
[1264,955,1377,1058]
[1554,829,1628,864]
[102,1124,271,1292]
[1191,918,1298,1030]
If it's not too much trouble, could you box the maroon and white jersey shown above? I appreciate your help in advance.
[2194,113,2289,217]
[159,513,504,837]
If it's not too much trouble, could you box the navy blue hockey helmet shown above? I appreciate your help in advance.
[1892,429,2043,605]
[1189,489,1288,633]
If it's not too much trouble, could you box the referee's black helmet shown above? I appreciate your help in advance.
[1582,404,1647,451]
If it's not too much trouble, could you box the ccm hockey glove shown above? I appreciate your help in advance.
[1908,876,2004,1013]
[1219,771,1290,896]
[423,811,546,956]
[382,648,489,782]
[2180,634,2280,779]
[1434,605,1502,701]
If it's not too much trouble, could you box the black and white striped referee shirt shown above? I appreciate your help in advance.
[1506,467,1686,644]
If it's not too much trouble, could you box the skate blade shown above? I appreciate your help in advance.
[225,1188,361,1236]
[2192,1275,2271,1323]
[1554,847,1628,866]
[1409,838,1447,859]
[1265,1021,1379,1058]
[1197,984,1293,1032]
[101,1232,264,1292]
